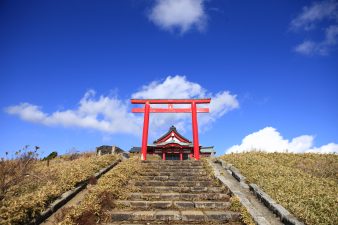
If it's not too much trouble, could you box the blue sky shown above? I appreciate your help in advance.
[1,0,337,157]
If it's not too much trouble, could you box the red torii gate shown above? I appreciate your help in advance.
[131,99,211,160]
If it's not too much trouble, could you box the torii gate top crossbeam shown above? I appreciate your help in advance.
[131,98,211,104]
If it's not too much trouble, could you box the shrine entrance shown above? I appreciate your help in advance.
[131,99,211,161]
[166,153,181,160]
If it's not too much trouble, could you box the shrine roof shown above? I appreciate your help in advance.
[200,146,215,153]
[149,140,194,147]
[129,147,141,153]
[153,125,191,144]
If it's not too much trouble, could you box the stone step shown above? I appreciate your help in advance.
[142,167,205,171]
[115,200,231,210]
[106,222,242,225]
[142,161,202,165]
[139,172,208,176]
[137,186,225,193]
[128,192,231,201]
[138,175,212,181]
[109,210,241,222]
[142,166,205,169]
[133,180,215,187]
[105,222,242,225]
[142,169,205,172]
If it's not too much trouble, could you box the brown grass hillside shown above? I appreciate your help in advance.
[220,152,338,225]
[0,151,118,225]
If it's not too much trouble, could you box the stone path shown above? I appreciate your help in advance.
[105,160,243,224]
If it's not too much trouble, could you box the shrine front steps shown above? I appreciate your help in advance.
[137,186,226,193]
[138,172,208,176]
[141,161,202,165]
[138,175,212,181]
[132,180,215,187]
[106,160,242,224]
[140,169,207,174]
[114,200,231,210]
[108,210,241,223]
[141,166,205,170]
[128,192,231,201]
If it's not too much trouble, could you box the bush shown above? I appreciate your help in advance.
[0,146,39,201]
[43,151,58,161]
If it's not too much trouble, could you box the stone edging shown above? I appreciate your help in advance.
[31,158,122,225]
[249,184,304,225]
[208,159,270,225]
[216,159,304,225]
[217,159,248,189]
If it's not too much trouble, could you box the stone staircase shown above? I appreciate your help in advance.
[106,160,242,224]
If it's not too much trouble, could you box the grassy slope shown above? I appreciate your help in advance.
[0,153,118,225]
[58,157,142,224]
[220,152,338,225]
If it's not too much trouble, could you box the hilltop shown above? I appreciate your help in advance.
[220,152,338,225]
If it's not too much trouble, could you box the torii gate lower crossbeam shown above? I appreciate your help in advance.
[131,99,211,161]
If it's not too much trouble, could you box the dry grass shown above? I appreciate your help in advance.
[0,153,117,225]
[56,156,143,224]
[220,152,338,225]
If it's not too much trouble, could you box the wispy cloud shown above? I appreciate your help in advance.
[5,75,239,137]
[5,91,140,134]
[227,127,338,154]
[290,0,338,56]
[290,0,338,31]
[148,0,207,34]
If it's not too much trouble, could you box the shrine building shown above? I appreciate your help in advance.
[130,125,215,160]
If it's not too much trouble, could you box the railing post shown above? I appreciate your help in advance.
[141,101,150,160]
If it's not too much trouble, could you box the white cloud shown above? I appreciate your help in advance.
[290,0,338,56]
[226,127,338,154]
[294,25,338,55]
[132,75,239,135]
[5,75,238,138]
[5,90,141,134]
[294,40,318,55]
[148,0,207,34]
[290,0,337,31]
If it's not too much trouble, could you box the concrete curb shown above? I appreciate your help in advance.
[216,159,248,189]
[249,184,304,225]
[215,159,304,225]
[208,159,270,225]
[31,158,122,225]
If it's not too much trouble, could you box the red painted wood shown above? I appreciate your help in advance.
[162,152,165,160]
[180,152,183,161]
[191,102,200,160]
[141,102,150,160]
[131,99,211,104]
[131,99,211,161]
[132,107,209,113]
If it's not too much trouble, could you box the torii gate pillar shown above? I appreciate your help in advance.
[141,101,150,160]
[131,99,211,161]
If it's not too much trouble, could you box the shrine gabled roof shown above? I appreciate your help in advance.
[149,140,194,147]
[129,147,141,153]
[200,146,215,153]
[153,125,191,144]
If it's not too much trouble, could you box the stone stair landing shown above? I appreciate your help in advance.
[107,160,242,224]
